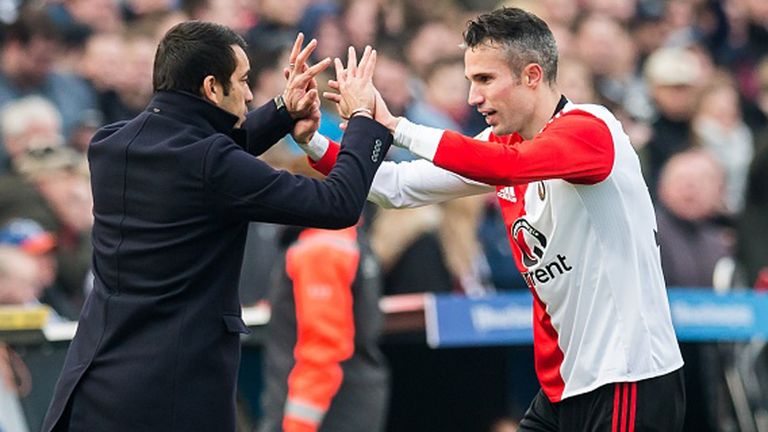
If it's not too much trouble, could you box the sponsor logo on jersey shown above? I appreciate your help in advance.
[497,186,517,203]
[521,254,573,290]
[512,218,573,289]
[511,218,546,267]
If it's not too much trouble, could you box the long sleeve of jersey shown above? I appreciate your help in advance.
[306,134,493,208]
[282,228,360,432]
[394,111,615,186]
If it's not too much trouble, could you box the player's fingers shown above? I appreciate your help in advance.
[322,92,342,103]
[346,46,357,77]
[362,50,377,80]
[358,45,372,75]
[334,58,345,84]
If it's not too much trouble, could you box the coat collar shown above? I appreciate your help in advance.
[146,91,240,134]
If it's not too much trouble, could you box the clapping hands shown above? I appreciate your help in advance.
[283,33,330,144]
[323,46,377,121]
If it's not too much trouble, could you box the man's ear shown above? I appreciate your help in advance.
[201,75,220,104]
[522,64,544,88]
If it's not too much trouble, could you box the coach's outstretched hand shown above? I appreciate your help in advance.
[282,33,331,122]
[323,46,377,121]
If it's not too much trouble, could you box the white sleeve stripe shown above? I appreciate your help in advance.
[393,117,443,162]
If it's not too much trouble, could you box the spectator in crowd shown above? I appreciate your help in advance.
[45,0,123,34]
[0,218,80,319]
[692,76,754,215]
[743,54,768,131]
[405,20,463,80]
[407,56,471,132]
[297,2,347,62]
[643,46,703,191]
[555,56,596,104]
[574,13,652,123]
[246,0,311,52]
[259,161,389,431]
[0,142,93,315]
[655,147,740,431]
[373,46,416,162]
[737,131,768,288]
[78,32,134,124]
[374,47,414,120]
[656,149,732,288]
[0,95,64,173]
[342,0,380,50]
[0,100,92,318]
[111,32,157,121]
[0,9,97,145]
[0,245,42,306]
[179,0,249,33]
[370,204,453,295]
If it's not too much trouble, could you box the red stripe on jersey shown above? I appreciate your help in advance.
[531,288,566,402]
[432,110,614,186]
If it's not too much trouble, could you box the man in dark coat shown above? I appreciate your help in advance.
[42,22,390,432]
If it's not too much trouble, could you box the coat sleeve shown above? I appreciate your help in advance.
[240,98,295,156]
[204,116,393,228]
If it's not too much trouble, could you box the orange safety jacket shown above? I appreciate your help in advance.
[282,227,359,432]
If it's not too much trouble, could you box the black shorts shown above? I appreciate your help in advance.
[519,368,685,432]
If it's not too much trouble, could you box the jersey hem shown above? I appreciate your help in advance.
[554,360,685,402]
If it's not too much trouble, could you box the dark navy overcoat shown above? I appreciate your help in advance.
[42,91,391,431]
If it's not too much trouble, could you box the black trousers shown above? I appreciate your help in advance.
[519,368,685,432]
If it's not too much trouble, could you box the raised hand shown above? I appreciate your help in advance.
[323,46,377,120]
[373,88,399,132]
[282,33,331,120]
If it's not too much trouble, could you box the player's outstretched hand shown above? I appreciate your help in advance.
[323,46,377,121]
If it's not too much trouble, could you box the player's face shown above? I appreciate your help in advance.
[218,45,253,127]
[465,44,533,136]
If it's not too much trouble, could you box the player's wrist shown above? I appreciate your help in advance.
[385,116,401,133]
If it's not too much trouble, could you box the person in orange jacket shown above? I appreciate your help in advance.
[258,223,389,432]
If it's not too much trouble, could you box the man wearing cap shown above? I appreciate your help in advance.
[0,218,78,318]
[643,46,703,192]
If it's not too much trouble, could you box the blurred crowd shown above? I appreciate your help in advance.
[1,0,765,316]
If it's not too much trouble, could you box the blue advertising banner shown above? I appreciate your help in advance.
[425,289,768,348]
[668,288,768,341]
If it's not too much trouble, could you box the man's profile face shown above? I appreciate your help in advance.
[218,45,254,127]
[464,44,532,136]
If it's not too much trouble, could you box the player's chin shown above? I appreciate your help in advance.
[492,124,512,136]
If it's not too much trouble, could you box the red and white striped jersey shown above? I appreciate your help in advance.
[307,100,683,402]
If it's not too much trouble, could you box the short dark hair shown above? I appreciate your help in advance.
[152,21,247,96]
[463,7,558,84]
